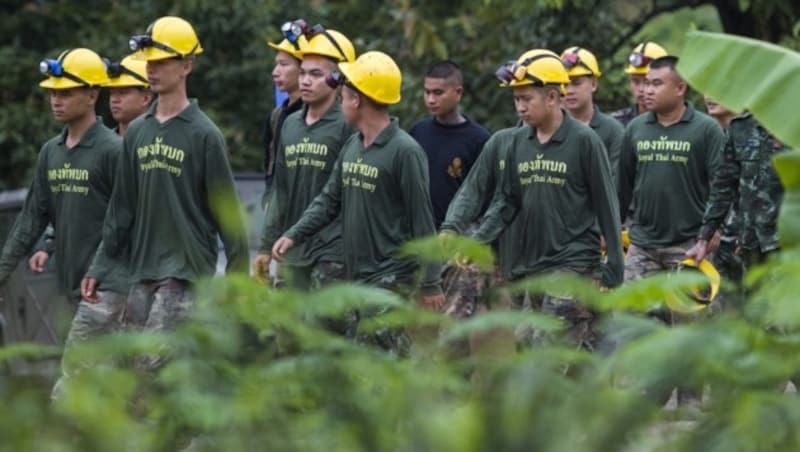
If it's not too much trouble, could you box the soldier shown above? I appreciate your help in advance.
[255,24,355,293]
[560,46,624,179]
[695,96,744,309]
[263,19,309,200]
[686,111,786,272]
[473,49,623,350]
[0,48,129,397]
[83,16,249,369]
[272,51,444,354]
[611,41,667,127]
[618,56,725,295]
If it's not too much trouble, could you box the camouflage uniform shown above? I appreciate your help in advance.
[611,104,641,127]
[513,267,598,351]
[698,113,787,267]
[51,291,127,400]
[125,278,194,371]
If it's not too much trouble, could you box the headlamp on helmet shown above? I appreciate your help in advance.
[281,19,308,46]
[103,58,149,85]
[627,51,652,69]
[40,59,64,77]
[495,60,532,86]
[325,70,345,89]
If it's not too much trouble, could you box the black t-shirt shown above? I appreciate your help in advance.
[409,116,490,227]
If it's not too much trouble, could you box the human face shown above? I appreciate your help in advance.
[272,50,300,93]
[512,85,551,127]
[564,75,596,112]
[644,66,685,114]
[340,85,360,125]
[146,58,190,94]
[299,55,337,106]
[423,77,462,118]
[628,74,647,107]
[704,95,734,118]
[109,87,151,125]
[49,88,95,124]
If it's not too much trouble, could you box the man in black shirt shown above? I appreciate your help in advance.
[409,61,489,229]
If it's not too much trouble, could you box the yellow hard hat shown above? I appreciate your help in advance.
[337,50,401,105]
[129,16,203,61]
[301,27,355,62]
[104,54,149,88]
[268,19,310,59]
[560,46,602,78]
[624,41,667,75]
[680,258,721,304]
[39,48,110,90]
[495,49,570,89]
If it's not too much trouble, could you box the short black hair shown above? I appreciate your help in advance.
[425,60,463,85]
[649,55,678,71]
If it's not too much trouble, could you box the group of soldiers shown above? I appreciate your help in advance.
[0,14,787,398]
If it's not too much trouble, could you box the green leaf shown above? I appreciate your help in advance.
[678,31,800,149]
[401,234,495,271]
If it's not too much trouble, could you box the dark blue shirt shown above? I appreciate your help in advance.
[409,116,489,227]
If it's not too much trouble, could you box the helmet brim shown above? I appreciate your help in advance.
[268,41,303,59]
[39,77,84,90]
[106,74,150,88]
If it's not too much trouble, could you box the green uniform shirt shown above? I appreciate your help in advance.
[618,103,725,248]
[101,100,249,282]
[285,119,441,294]
[698,113,786,252]
[0,119,129,298]
[475,114,624,287]
[260,103,353,266]
[588,106,625,182]
[440,127,521,279]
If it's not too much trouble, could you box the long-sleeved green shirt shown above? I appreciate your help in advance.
[588,105,625,182]
[284,119,441,294]
[618,103,725,248]
[474,113,624,287]
[0,119,129,298]
[440,127,520,278]
[100,100,249,282]
[260,103,353,266]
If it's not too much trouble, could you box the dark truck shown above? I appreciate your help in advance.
[0,173,266,352]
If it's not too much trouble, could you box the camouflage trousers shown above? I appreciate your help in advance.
[353,275,416,357]
[279,261,356,338]
[125,278,194,372]
[512,268,598,352]
[624,239,705,324]
[710,239,744,311]
[52,290,127,400]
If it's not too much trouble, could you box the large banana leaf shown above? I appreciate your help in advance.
[678,31,800,150]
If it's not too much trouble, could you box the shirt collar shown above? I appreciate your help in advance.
[145,98,199,123]
[301,101,342,123]
[527,109,571,144]
[361,117,399,148]
[57,116,103,148]
[645,101,695,124]
[589,105,602,128]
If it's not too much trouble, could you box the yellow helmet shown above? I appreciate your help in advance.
[268,19,310,59]
[680,258,721,304]
[560,46,602,78]
[337,51,401,105]
[39,48,110,90]
[104,54,149,88]
[495,49,570,89]
[624,41,667,75]
[301,27,355,62]
[129,16,203,61]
